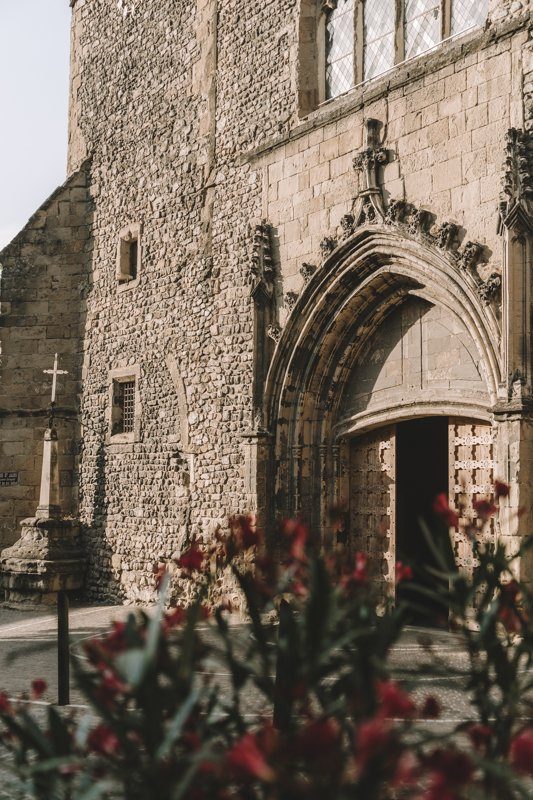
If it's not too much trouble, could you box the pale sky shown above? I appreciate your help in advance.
[0,1,71,250]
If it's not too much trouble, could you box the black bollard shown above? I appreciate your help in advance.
[57,590,70,706]
[273,598,292,731]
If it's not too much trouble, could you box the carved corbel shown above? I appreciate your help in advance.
[477,272,502,306]
[340,214,355,240]
[457,241,483,271]
[385,199,405,225]
[434,221,459,251]
[284,291,298,314]
[300,262,317,284]
[407,207,431,236]
[320,236,338,258]
[267,323,282,344]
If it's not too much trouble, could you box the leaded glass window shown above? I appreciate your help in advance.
[405,0,441,60]
[451,0,489,36]
[320,0,489,99]
[363,0,395,80]
[325,0,355,99]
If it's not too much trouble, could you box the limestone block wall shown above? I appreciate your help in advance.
[252,18,530,304]
[0,163,91,548]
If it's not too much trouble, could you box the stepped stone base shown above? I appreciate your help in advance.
[0,517,85,607]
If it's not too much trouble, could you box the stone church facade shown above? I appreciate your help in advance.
[0,0,531,602]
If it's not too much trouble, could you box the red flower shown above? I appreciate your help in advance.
[433,494,459,527]
[392,751,419,787]
[178,546,204,572]
[473,499,497,520]
[356,717,392,766]
[420,696,440,719]
[163,606,187,630]
[511,727,533,775]
[395,561,413,584]
[31,679,47,700]
[377,681,415,719]
[226,733,275,782]
[294,718,340,760]
[501,579,520,604]
[494,479,510,499]
[423,748,473,798]
[282,518,309,561]
[341,551,369,590]
[0,693,11,714]
[467,724,492,751]
[229,515,261,551]
[87,724,120,756]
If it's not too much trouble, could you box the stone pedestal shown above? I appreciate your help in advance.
[0,423,85,607]
[0,517,84,606]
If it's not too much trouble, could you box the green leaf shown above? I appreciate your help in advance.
[156,689,199,762]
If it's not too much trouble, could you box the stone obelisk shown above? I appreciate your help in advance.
[0,355,85,606]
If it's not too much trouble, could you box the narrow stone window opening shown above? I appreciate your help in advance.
[112,379,136,435]
[116,223,141,289]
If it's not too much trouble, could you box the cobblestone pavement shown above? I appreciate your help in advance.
[0,604,500,729]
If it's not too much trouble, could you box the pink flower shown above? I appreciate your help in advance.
[31,679,47,700]
[395,561,413,584]
[377,681,415,719]
[226,733,275,782]
[433,494,459,527]
[511,728,533,775]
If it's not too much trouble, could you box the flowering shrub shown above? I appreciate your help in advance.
[0,489,532,798]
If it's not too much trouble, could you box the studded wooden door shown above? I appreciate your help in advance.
[448,418,495,576]
[349,425,396,596]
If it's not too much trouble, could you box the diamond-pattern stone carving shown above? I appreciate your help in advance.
[451,0,489,35]
[363,0,394,80]
[325,0,354,99]
[405,0,440,59]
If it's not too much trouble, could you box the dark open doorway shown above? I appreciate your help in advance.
[396,416,449,625]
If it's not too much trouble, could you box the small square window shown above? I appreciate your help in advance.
[116,224,141,288]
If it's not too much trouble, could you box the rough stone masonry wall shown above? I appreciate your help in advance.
[0,163,91,548]
[69,0,291,603]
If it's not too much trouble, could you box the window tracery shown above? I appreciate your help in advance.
[322,0,489,99]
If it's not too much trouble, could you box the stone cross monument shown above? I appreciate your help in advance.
[0,355,84,606]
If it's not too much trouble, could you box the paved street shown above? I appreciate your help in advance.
[0,603,481,729]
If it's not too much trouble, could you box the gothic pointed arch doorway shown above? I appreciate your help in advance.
[263,226,502,599]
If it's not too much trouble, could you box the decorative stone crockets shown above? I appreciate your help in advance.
[0,357,84,606]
